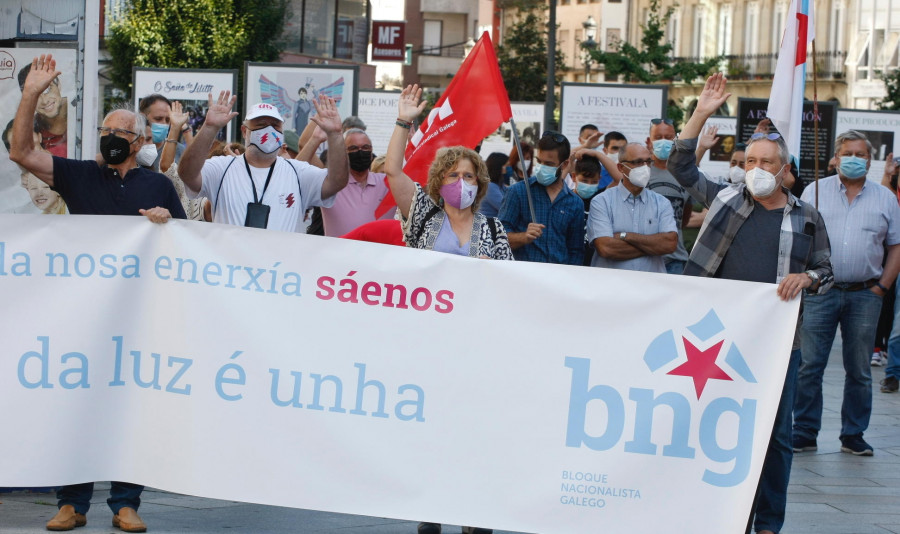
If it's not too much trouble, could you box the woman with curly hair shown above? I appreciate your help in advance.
[384,84,512,262]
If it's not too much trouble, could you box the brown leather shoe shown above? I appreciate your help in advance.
[112,507,147,533]
[46,505,87,531]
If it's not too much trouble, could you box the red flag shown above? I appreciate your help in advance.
[375,32,512,217]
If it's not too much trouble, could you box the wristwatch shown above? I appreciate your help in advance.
[618,232,627,240]
[805,270,819,285]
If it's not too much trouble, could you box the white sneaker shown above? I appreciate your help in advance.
[871,352,886,366]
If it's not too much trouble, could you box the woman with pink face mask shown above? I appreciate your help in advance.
[384,84,513,262]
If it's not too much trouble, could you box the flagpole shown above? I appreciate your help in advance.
[812,38,820,209]
[509,118,537,223]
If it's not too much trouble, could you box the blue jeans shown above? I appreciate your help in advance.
[57,482,143,515]
[753,349,800,533]
[886,283,900,380]
[795,289,882,440]
[665,260,685,275]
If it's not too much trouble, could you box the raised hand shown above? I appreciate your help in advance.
[169,101,189,130]
[310,95,342,135]
[698,125,720,152]
[695,72,731,119]
[754,118,773,135]
[582,130,603,149]
[204,91,238,130]
[398,84,427,122]
[23,54,61,97]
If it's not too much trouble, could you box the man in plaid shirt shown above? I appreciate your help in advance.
[667,73,833,534]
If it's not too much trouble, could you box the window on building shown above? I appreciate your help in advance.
[828,1,844,52]
[423,20,442,55]
[692,4,705,57]
[772,1,788,56]
[667,7,681,56]
[717,4,732,56]
[745,2,760,56]
[303,0,337,58]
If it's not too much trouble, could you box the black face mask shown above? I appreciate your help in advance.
[100,134,133,165]
[348,150,373,172]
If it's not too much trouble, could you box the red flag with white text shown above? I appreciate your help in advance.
[375,32,512,217]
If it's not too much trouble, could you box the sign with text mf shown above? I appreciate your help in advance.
[371,21,406,62]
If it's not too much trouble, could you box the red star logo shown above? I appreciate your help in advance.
[667,338,732,399]
[795,13,809,66]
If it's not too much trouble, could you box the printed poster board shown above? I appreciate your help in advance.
[560,83,668,148]
[132,68,238,142]
[0,47,76,214]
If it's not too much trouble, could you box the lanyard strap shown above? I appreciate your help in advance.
[244,156,276,204]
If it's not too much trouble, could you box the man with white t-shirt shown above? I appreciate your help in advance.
[179,91,349,232]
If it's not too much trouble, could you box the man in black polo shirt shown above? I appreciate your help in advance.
[9,53,185,533]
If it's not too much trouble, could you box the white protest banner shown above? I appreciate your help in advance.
[133,68,238,141]
[835,108,900,179]
[560,83,668,148]
[0,215,799,533]
[478,102,545,158]
[697,116,738,183]
[0,47,76,214]
[357,89,401,155]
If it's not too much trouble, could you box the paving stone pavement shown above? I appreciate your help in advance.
[2,336,898,533]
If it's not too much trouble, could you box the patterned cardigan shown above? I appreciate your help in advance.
[398,184,514,260]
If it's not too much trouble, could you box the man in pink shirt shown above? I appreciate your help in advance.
[321,128,390,236]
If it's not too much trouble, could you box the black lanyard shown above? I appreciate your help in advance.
[244,156,276,204]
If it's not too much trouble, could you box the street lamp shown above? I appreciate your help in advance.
[582,15,598,83]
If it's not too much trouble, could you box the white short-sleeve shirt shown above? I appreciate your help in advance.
[190,155,335,232]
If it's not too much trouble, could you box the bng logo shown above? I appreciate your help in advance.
[564,309,758,487]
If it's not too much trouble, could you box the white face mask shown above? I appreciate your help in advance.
[625,164,651,188]
[247,125,283,154]
[136,143,158,167]
[745,166,782,198]
[728,165,746,184]
[606,151,619,164]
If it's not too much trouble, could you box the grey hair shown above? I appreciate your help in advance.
[102,103,146,137]
[342,116,366,132]
[343,128,370,142]
[747,134,791,166]
[835,130,874,158]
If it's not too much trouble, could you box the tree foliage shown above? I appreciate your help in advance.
[497,0,567,102]
[878,68,900,110]
[588,0,718,84]
[107,0,288,97]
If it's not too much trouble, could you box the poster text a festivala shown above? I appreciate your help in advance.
[577,96,649,108]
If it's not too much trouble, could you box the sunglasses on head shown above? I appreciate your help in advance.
[651,118,674,126]
[749,132,782,141]
[541,131,567,143]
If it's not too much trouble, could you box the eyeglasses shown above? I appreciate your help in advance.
[347,144,373,153]
[541,131,567,143]
[651,118,674,126]
[97,127,138,139]
[749,132,782,141]
[621,159,653,166]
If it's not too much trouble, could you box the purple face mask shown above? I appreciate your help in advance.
[440,178,478,210]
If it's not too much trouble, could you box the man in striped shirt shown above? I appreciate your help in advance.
[668,73,833,534]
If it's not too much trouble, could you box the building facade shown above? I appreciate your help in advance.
[628,0,899,113]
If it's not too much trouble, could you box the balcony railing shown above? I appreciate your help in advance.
[672,50,847,81]
[418,44,466,59]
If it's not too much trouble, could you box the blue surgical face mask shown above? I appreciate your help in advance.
[839,155,868,180]
[533,162,559,186]
[150,122,169,144]
[652,139,674,160]
[575,181,599,199]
